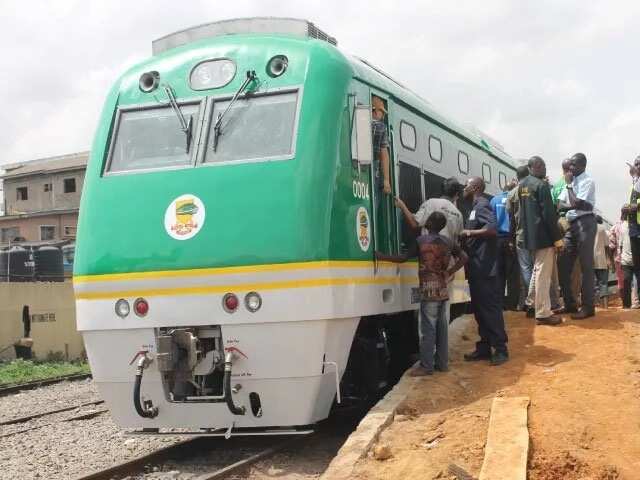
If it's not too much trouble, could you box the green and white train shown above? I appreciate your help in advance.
[74,18,516,435]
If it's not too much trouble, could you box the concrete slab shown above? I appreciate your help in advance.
[320,314,474,480]
[479,396,530,480]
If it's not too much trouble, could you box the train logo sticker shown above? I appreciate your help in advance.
[356,207,371,252]
[164,194,206,240]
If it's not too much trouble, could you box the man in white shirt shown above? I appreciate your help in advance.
[556,152,597,319]
[395,177,464,245]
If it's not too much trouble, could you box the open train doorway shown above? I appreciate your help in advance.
[370,94,397,256]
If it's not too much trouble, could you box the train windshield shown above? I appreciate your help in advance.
[107,102,201,173]
[204,91,298,164]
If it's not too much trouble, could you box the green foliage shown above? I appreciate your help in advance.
[0,359,90,386]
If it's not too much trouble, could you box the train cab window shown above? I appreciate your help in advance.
[204,91,298,164]
[399,121,416,151]
[482,163,492,183]
[499,171,507,190]
[107,102,202,173]
[458,151,469,174]
[428,135,442,162]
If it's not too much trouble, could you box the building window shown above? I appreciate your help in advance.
[458,151,469,174]
[64,178,76,193]
[40,225,56,241]
[1,227,20,243]
[399,121,416,151]
[17,187,28,201]
[44,183,52,192]
[482,163,492,183]
[499,172,507,190]
[63,226,77,237]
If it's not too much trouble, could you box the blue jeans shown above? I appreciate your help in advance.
[517,247,534,293]
[419,300,449,371]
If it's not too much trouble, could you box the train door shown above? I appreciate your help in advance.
[370,93,398,256]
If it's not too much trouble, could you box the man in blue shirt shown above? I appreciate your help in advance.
[490,180,520,311]
[556,152,597,319]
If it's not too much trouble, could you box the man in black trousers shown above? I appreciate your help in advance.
[556,153,597,319]
[460,177,509,366]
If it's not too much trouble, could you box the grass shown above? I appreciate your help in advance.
[0,359,90,386]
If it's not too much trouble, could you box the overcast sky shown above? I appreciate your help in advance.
[1,0,638,219]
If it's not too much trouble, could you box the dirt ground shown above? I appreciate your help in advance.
[350,304,640,480]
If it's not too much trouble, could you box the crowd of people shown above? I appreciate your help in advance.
[377,153,640,377]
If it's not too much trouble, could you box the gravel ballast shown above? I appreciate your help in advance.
[0,379,184,480]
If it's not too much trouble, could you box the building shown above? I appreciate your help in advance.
[0,152,88,247]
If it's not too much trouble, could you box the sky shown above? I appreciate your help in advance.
[1,0,639,220]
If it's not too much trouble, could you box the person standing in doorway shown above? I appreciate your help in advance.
[557,153,597,319]
[518,156,564,325]
[461,177,509,366]
[371,96,392,196]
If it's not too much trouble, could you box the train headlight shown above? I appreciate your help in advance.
[115,299,130,318]
[190,59,236,90]
[267,55,288,78]
[133,298,149,317]
[244,292,262,313]
[223,293,239,313]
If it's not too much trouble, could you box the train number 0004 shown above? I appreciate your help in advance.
[352,181,370,200]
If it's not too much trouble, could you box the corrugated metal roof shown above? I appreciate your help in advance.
[1,151,89,179]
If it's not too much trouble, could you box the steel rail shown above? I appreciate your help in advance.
[74,434,308,480]
[0,408,108,439]
[0,373,92,397]
[0,400,104,426]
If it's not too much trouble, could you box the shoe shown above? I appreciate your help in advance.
[571,309,595,320]
[490,351,509,366]
[434,364,449,372]
[409,365,434,377]
[526,307,535,318]
[536,315,562,326]
[632,304,640,310]
[553,306,578,314]
[464,350,491,361]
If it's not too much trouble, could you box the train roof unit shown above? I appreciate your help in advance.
[152,17,337,55]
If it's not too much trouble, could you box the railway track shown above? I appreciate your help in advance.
[0,399,106,439]
[75,435,304,480]
[0,372,92,397]
[74,406,365,480]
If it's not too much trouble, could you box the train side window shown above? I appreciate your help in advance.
[423,170,446,200]
[399,161,423,248]
[482,163,492,183]
[458,151,469,174]
[499,171,507,190]
[428,135,442,163]
[400,121,416,151]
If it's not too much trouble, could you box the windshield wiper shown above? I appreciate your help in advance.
[163,84,193,152]
[212,70,257,152]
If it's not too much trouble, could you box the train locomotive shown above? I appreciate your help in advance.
[74,18,516,435]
